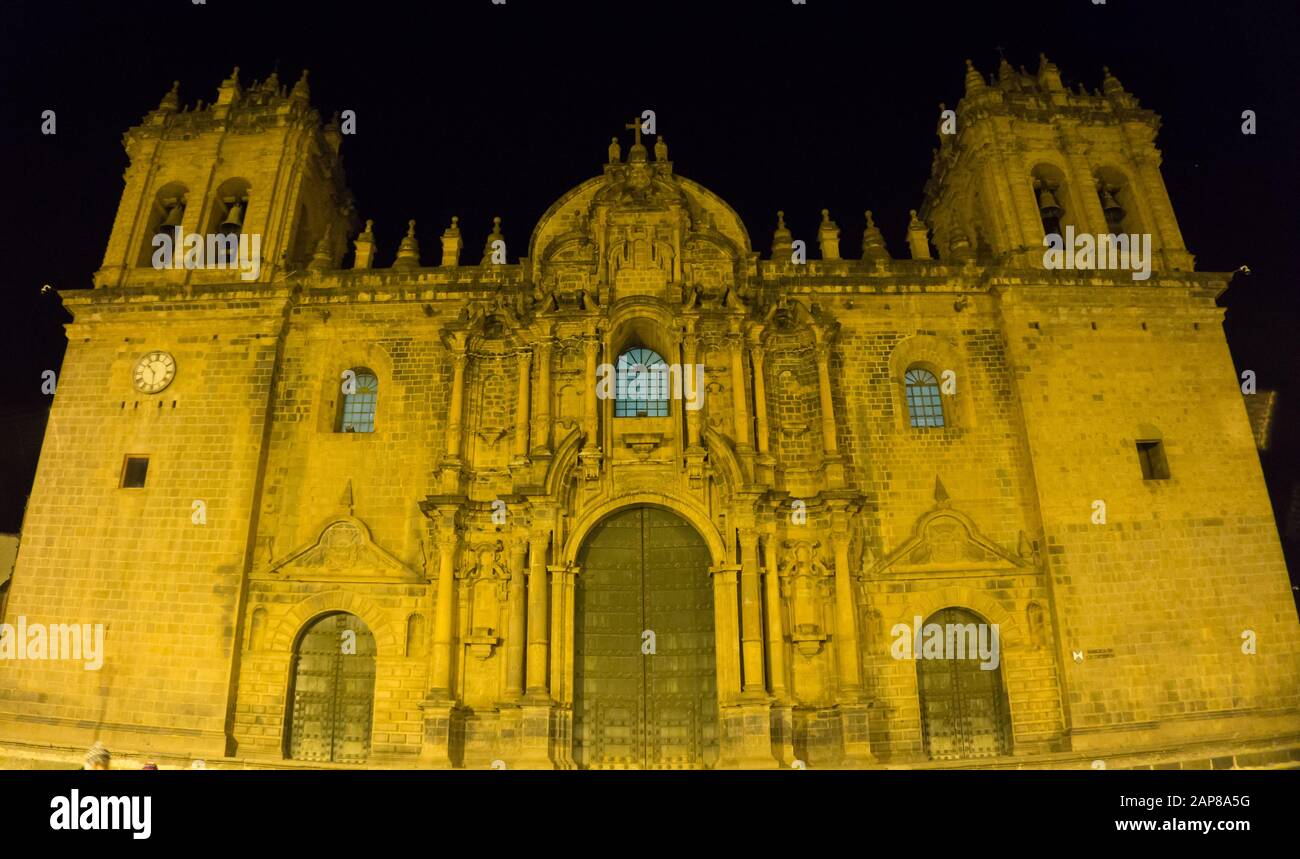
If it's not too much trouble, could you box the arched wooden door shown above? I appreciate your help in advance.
[573,506,718,769]
[917,607,1012,760]
[285,612,377,764]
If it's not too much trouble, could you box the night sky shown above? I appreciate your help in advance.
[0,1,1296,575]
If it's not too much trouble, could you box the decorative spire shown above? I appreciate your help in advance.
[1037,53,1064,91]
[393,219,420,269]
[818,209,841,261]
[771,210,793,260]
[1101,66,1125,96]
[291,69,310,101]
[907,210,932,260]
[353,219,376,270]
[934,476,950,507]
[261,71,280,93]
[654,135,668,162]
[964,59,985,95]
[308,224,334,271]
[158,80,180,112]
[441,216,463,266]
[481,216,504,265]
[997,56,1014,83]
[861,210,891,262]
[608,136,621,164]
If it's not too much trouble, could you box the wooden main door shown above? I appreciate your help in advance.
[917,607,1012,760]
[574,506,718,769]
[286,612,377,764]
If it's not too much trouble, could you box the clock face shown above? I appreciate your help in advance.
[133,351,176,394]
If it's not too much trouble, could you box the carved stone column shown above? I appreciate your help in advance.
[749,339,771,458]
[419,504,464,767]
[512,348,532,460]
[505,538,528,699]
[445,350,467,460]
[829,505,872,765]
[582,337,600,449]
[762,532,795,766]
[440,337,469,493]
[429,512,461,695]
[525,532,550,697]
[761,534,787,700]
[531,337,552,455]
[682,321,703,450]
[738,527,766,695]
[708,563,743,707]
[728,323,751,451]
[813,336,845,488]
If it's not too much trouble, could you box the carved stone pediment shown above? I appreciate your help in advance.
[869,508,1029,577]
[262,517,424,583]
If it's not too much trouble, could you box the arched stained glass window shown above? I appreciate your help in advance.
[615,347,670,417]
[905,367,945,428]
[339,368,378,433]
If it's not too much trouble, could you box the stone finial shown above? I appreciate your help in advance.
[393,219,420,269]
[440,216,463,267]
[608,136,621,164]
[215,67,242,111]
[654,135,668,162]
[291,69,310,101]
[817,209,841,261]
[481,216,504,266]
[1037,53,1064,92]
[353,219,376,270]
[934,476,950,507]
[771,210,793,260]
[907,209,932,260]
[964,59,985,96]
[1101,66,1125,96]
[158,80,180,112]
[861,210,891,262]
[308,224,335,272]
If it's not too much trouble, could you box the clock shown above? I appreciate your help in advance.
[133,351,176,394]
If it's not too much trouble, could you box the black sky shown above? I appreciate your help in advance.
[0,0,1296,564]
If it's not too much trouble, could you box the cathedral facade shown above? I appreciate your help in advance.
[1,58,1297,769]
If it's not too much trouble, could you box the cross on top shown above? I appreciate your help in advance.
[624,117,643,148]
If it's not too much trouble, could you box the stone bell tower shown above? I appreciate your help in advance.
[921,55,1195,272]
[94,68,355,289]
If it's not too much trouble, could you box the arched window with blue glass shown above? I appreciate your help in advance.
[615,347,670,417]
[904,366,945,428]
[338,368,379,433]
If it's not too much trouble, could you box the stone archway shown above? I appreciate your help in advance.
[572,505,719,769]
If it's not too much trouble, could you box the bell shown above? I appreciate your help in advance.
[1099,185,1126,227]
[220,200,245,231]
[1037,187,1064,222]
[161,202,184,230]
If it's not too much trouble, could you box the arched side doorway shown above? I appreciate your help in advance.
[917,607,1012,761]
[285,612,377,764]
[574,506,719,769]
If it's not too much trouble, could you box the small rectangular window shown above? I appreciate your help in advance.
[1136,440,1169,481]
[121,456,149,488]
